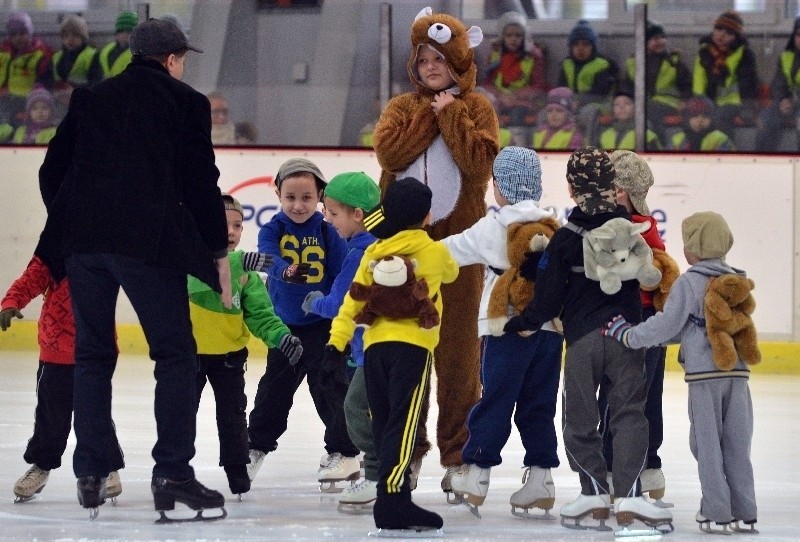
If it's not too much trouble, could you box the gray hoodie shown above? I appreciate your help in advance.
[626,258,751,381]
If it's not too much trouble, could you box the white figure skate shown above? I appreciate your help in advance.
[639,468,673,508]
[614,496,674,537]
[560,494,613,531]
[338,478,377,514]
[510,466,556,520]
[106,470,122,504]
[696,511,733,535]
[318,453,360,493]
[247,449,266,482]
[730,518,759,534]
[450,464,490,518]
[441,465,465,504]
[13,465,49,503]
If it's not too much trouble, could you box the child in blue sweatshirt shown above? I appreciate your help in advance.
[301,171,382,510]
[247,159,360,490]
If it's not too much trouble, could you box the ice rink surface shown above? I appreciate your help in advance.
[0,353,797,541]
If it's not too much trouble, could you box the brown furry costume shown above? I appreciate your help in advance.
[373,7,499,468]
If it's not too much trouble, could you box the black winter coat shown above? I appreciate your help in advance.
[39,58,227,291]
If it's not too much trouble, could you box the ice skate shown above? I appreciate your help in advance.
[152,476,227,523]
[408,459,421,491]
[696,511,733,535]
[441,465,465,504]
[106,471,122,504]
[13,465,49,503]
[640,468,673,508]
[77,475,107,520]
[247,449,266,482]
[338,478,377,514]
[224,464,251,500]
[450,464,490,518]
[317,453,360,493]
[614,496,674,537]
[510,466,556,520]
[369,493,444,538]
[730,518,759,534]
[560,494,613,531]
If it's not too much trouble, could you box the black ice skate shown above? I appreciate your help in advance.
[369,493,444,538]
[224,464,251,500]
[77,475,108,520]
[152,476,227,523]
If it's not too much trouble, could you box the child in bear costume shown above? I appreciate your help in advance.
[373,6,500,493]
[603,211,759,533]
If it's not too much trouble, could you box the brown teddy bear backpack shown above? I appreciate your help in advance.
[703,273,761,371]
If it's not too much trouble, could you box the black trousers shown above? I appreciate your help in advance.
[248,319,358,456]
[25,361,124,472]
[196,347,249,466]
[364,342,431,495]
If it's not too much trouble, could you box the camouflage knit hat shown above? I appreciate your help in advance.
[609,150,653,216]
[566,147,617,216]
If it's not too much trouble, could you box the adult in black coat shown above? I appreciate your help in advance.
[38,18,232,518]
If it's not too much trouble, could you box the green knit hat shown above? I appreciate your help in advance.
[115,11,138,33]
[324,172,380,212]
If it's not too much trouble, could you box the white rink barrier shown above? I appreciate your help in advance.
[2,147,798,341]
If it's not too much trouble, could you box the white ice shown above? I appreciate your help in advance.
[0,353,797,541]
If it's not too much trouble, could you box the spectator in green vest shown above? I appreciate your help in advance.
[755,16,800,152]
[668,96,735,152]
[598,88,662,151]
[692,10,758,139]
[97,11,137,79]
[557,20,618,148]
[12,86,56,144]
[0,11,53,127]
[622,20,691,142]
[480,11,547,127]
[41,14,102,120]
[531,86,583,151]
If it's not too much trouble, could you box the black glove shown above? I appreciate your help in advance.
[241,251,274,272]
[320,345,344,383]
[278,334,303,365]
[283,263,311,284]
[0,308,23,331]
[519,251,543,282]
[504,311,541,334]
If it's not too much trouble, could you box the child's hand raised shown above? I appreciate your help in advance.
[431,91,455,115]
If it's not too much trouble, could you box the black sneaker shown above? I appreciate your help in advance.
[151,477,225,511]
[77,475,107,509]
[224,465,251,495]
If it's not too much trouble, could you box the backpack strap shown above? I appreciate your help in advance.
[561,222,588,273]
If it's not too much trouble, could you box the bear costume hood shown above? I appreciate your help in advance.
[406,7,484,96]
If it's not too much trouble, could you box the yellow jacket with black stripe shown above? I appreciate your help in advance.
[329,229,458,354]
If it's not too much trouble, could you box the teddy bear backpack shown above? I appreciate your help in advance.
[702,273,761,371]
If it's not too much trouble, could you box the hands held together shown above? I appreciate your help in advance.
[601,315,632,347]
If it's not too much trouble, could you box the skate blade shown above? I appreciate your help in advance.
[444,491,461,505]
[337,501,374,515]
[368,528,444,538]
[698,522,733,535]
[730,522,759,534]
[615,525,662,538]
[88,507,100,521]
[319,481,345,493]
[560,515,613,532]
[155,506,227,524]
[13,494,40,504]
[511,506,556,520]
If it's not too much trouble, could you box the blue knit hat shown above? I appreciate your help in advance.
[492,146,542,204]
[568,19,597,48]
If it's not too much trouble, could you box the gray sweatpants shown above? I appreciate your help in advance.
[563,332,648,497]
[688,378,757,524]
[344,367,378,481]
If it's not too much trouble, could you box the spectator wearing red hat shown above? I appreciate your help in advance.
[692,10,759,141]
[668,96,735,151]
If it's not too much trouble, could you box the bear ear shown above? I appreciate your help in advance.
[466,25,483,47]
[415,6,433,21]
[632,221,651,235]
[591,224,616,240]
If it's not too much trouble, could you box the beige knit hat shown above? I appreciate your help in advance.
[609,150,654,216]
[60,14,89,42]
[682,212,733,259]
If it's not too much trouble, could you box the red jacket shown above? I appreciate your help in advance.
[632,214,665,309]
[1,256,74,364]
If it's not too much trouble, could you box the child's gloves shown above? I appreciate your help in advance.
[283,263,311,283]
[301,291,324,314]
[602,315,632,347]
[0,308,22,331]
[241,252,274,272]
[278,334,303,365]
[503,312,541,334]
[320,345,344,383]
